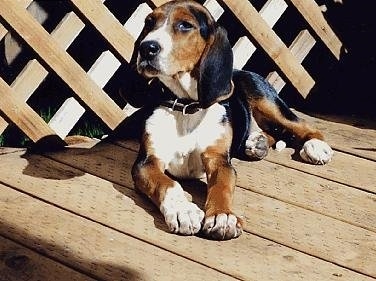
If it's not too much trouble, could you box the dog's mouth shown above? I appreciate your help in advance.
[137,57,160,77]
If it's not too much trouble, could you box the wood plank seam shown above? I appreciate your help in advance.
[36,145,376,277]
[263,158,376,194]
[0,234,96,281]
[5,151,374,280]
[0,183,241,280]
[233,176,376,233]
[112,140,376,233]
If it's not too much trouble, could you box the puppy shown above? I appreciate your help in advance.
[130,0,333,240]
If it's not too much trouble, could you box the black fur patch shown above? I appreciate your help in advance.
[198,27,233,108]
[188,6,214,40]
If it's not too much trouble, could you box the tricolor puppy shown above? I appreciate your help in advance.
[131,0,333,240]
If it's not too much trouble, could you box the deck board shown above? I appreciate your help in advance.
[0,185,238,281]
[0,112,375,280]
[264,148,375,193]
[116,141,376,234]
[0,235,94,281]
[295,111,376,161]
[62,140,376,232]
[0,150,372,280]
[42,143,376,277]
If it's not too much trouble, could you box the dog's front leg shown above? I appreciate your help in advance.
[201,148,243,240]
[132,150,204,235]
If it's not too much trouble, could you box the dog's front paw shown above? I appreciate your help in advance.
[160,186,204,235]
[202,213,243,240]
[162,201,204,235]
[245,132,269,160]
[300,139,333,165]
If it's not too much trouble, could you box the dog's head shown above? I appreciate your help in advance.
[135,0,233,108]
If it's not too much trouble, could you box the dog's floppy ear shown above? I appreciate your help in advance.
[198,26,233,108]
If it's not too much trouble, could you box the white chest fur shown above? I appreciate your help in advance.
[145,103,227,179]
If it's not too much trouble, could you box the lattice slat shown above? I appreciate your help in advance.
[49,2,152,140]
[232,0,288,69]
[0,77,57,143]
[124,3,153,39]
[0,0,343,146]
[0,0,32,40]
[267,30,316,93]
[48,98,85,139]
[223,0,315,96]
[0,12,86,136]
[69,0,135,62]
[289,0,343,59]
[0,0,126,132]
[203,0,224,21]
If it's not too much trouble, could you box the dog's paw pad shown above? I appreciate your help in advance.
[202,214,242,240]
[300,139,333,165]
[245,133,269,160]
[162,201,204,235]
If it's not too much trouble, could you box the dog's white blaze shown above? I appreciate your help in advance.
[179,72,198,100]
[145,103,227,178]
[142,21,173,74]
[159,75,196,100]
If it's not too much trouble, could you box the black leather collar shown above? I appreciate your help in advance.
[160,98,202,115]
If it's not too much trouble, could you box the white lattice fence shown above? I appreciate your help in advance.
[0,0,342,148]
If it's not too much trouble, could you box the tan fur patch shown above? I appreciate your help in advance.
[132,134,175,206]
[201,125,237,217]
[249,98,324,144]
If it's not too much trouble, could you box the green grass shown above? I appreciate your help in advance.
[71,122,105,139]
[0,107,106,147]
[39,106,54,124]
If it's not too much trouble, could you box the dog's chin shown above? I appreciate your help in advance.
[137,61,160,78]
[137,60,188,80]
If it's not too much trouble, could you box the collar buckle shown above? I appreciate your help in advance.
[182,101,201,115]
[163,99,202,115]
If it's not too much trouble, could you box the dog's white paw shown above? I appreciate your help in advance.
[202,214,242,240]
[160,185,204,235]
[245,132,269,160]
[300,139,333,165]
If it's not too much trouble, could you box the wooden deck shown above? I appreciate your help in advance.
[0,111,375,281]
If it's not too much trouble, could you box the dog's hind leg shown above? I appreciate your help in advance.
[250,97,333,164]
[244,112,270,160]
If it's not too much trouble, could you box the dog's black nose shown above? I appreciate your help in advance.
[139,40,161,60]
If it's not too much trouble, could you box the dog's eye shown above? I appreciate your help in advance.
[176,21,194,32]
[144,16,156,29]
